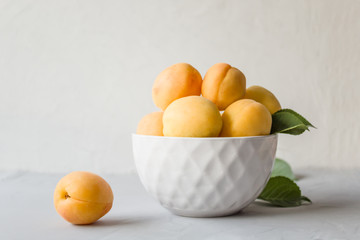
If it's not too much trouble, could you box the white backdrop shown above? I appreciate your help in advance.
[1,0,359,173]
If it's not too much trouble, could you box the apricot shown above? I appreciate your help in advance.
[152,63,202,110]
[54,171,113,225]
[220,99,272,137]
[136,112,163,136]
[163,96,222,137]
[201,63,246,110]
[244,85,281,114]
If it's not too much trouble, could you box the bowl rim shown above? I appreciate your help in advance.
[132,133,277,140]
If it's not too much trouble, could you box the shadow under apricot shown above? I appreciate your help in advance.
[76,216,154,228]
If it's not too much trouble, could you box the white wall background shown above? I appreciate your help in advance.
[0,0,359,173]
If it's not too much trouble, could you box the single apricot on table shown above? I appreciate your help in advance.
[152,63,202,110]
[136,112,164,136]
[202,63,246,111]
[54,171,113,225]
[244,85,281,114]
[220,99,272,137]
[163,96,223,137]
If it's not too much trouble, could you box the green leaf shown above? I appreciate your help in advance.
[271,158,296,180]
[271,109,315,135]
[258,176,311,207]
[279,109,315,128]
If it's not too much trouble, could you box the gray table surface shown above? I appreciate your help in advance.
[1,169,359,240]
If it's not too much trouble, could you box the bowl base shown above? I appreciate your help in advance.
[164,207,243,218]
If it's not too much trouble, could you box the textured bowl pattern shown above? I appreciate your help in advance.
[132,134,277,217]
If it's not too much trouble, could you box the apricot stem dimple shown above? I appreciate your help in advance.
[65,193,71,199]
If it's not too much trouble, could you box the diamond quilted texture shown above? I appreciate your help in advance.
[132,134,277,217]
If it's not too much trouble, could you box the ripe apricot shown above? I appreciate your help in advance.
[163,96,222,137]
[136,112,164,136]
[220,99,272,137]
[152,63,202,110]
[244,85,281,114]
[202,63,246,110]
[54,171,113,225]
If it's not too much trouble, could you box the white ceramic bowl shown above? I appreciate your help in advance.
[132,134,277,217]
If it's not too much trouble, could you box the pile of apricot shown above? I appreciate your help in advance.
[137,63,281,138]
